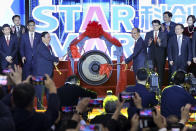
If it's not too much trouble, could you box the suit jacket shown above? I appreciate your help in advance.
[125,37,147,72]
[34,42,59,77]
[0,35,18,69]
[11,25,26,40]
[161,85,196,118]
[162,21,176,38]
[144,30,167,60]
[125,83,158,119]
[20,32,41,64]
[192,31,196,58]
[168,35,192,65]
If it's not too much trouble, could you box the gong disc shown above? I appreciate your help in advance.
[78,50,112,85]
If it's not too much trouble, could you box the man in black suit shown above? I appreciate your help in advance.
[11,15,26,64]
[122,28,147,76]
[162,11,176,38]
[144,19,167,86]
[192,31,196,76]
[168,24,192,73]
[57,75,97,107]
[11,15,26,40]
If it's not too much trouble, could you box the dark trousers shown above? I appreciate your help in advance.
[171,55,187,73]
[22,62,34,80]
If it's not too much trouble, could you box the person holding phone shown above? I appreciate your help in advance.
[124,68,158,119]
[144,19,167,87]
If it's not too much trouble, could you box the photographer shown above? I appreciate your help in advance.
[57,75,97,107]
[124,68,158,119]
[161,70,196,119]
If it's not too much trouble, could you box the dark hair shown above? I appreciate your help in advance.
[105,101,117,113]
[136,68,148,81]
[13,83,35,108]
[41,31,49,38]
[163,11,173,18]
[187,15,196,24]
[27,20,35,25]
[152,19,161,25]
[0,88,4,100]
[133,27,140,33]
[175,23,184,30]
[12,15,20,21]
[173,71,185,85]
[66,75,80,83]
[2,24,10,31]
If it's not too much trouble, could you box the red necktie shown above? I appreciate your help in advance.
[6,36,10,46]
[154,32,158,44]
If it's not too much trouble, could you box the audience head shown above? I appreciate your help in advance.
[131,28,140,40]
[27,20,35,32]
[12,15,21,26]
[12,83,35,109]
[175,23,184,35]
[173,70,186,85]
[163,11,173,23]
[187,15,196,26]
[65,75,80,86]
[152,19,161,31]
[2,24,11,35]
[41,31,51,45]
[136,68,148,83]
[103,95,118,113]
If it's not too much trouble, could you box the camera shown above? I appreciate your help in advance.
[30,76,46,85]
[190,105,196,113]
[188,77,196,96]
[88,98,103,108]
[80,124,102,131]
[139,108,156,128]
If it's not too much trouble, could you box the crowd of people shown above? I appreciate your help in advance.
[0,11,196,131]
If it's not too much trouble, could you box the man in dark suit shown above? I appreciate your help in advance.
[123,28,147,76]
[161,71,195,119]
[0,24,18,70]
[124,68,158,119]
[57,75,97,107]
[11,15,26,64]
[34,31,62,109]
[145,19,167,86]
[11,15,26,40]
[20,20,41,79]
[162,11,176,38]
[168,24,192,73]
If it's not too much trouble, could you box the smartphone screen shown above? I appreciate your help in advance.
[89,98,103,107]
[80,124,101,131]
[120,92,135,102]
[31,76,45,85]
[2,69,11,74]
[171,128,180,131]
[61,106,74,113]
[0,75,8,86]
[140,109,153,117]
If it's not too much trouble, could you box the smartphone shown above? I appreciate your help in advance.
[89,98,103,107]
[30,76,46,85]
[80,124,101,131]
[0,75,8,86]
[2,69,11,74]
[120,92,135,102]
[171,128,180,131]
[61,106,75,113]
[139,109,153,118]
[190,106,196,113]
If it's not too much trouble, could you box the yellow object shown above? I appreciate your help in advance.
[55,65,62,75]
